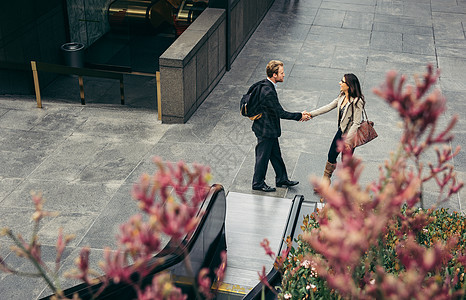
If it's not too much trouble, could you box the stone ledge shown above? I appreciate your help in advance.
[159,8,226,68]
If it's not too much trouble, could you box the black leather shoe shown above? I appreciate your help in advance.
[252,184,276,192]
[276,180,299,187]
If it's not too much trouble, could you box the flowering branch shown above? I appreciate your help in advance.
[271,65,465,299]
[0,193,76,299]
[90,158,213,297]
[1,158,223,300]
[258,237,292,295]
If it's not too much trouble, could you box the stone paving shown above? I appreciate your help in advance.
[1,0,465,298]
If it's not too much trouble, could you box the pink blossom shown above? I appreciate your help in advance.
[138,272,187,300]
[30,192,59,222]
[71,247,91,282]
[100,247,133,284]
[117,214,161,258]
[9,235,43,265]
[258,266,277,294]
[290,65,465,300]
[198,268,214,299]
[215,251,227,283]
[373,65,445,139]
[130,158,210,242]
[275,242,291,269]
[55,228,75,273]
[260,238,275,259]
[131,174,156,214]
[1,158,215,300]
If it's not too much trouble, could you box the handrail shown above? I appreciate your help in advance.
[31,61,125,107]
[29,61,162,120]
[35,61,126,79]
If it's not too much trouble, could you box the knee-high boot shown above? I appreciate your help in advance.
[323,161,337,185]
[314,161,337,193]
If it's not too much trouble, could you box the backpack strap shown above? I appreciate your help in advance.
[248,80,264,94]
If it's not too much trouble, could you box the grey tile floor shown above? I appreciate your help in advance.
[1,0,466,298]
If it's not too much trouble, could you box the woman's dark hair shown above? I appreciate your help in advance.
[341,73,365,106]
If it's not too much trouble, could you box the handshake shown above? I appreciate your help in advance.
[300,111,312,122]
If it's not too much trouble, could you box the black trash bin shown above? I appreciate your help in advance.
[61,42,85,68]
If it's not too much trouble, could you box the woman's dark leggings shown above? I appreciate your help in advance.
[327,129,343,164]
[328,129,356,163]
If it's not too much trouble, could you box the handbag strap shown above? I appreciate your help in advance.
[351,99,369,121]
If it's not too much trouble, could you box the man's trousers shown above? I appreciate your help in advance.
[252,137,288,188]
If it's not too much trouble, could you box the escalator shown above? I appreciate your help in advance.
[242,197,321,300]
[40,184,227,300]
[39,187,318,300]
[107,0,208,34]
[85,0,208,73]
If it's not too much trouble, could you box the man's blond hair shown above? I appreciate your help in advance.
[266,60,283,78]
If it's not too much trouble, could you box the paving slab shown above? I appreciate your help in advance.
[1,0,465,298]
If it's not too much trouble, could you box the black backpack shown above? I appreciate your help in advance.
[240,81,264,120]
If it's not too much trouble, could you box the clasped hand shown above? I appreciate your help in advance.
[300,111,312,122]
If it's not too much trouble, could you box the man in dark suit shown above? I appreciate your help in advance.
[252,60,310,192]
